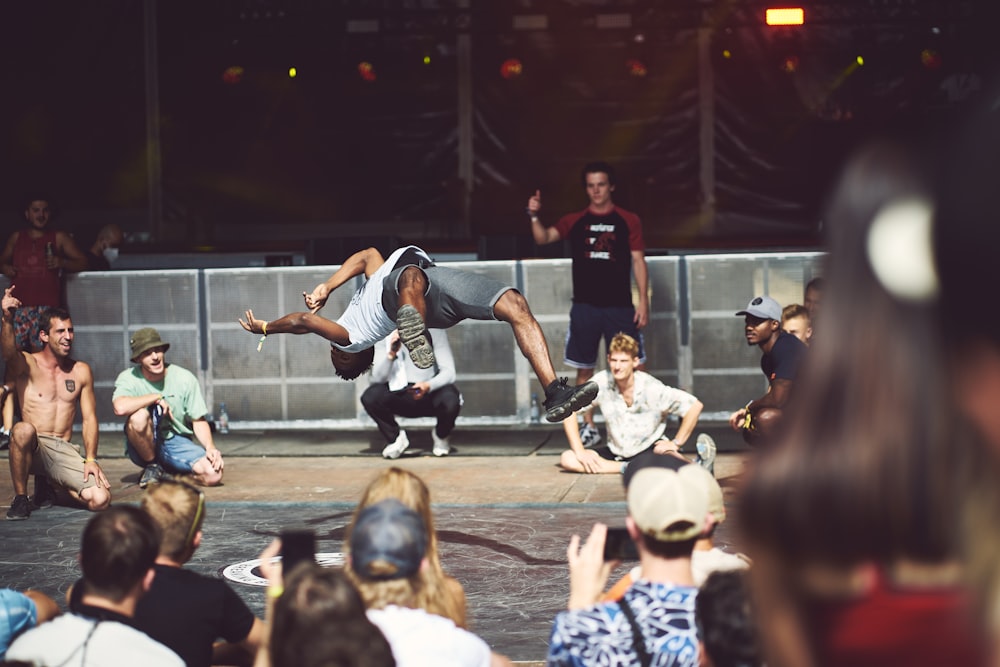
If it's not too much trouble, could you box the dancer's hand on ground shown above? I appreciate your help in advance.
[566,522,616,610]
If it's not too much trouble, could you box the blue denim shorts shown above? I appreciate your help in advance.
[125,432,206,474]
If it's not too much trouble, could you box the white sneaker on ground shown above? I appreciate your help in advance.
[382,430,410,459]
[432,431,450,457]
[696,433,717,476]
[580,422,602,447]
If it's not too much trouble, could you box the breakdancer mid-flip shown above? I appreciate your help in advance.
[239,245,597,423]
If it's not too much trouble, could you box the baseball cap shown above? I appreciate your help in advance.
[0,589,37,657]
[624,452,725,524]
[627,467,709,543]
[350,499,427,581]
[735,296,782,322]
[130,327,170,363]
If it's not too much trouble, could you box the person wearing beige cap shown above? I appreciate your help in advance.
[546,466,711,666]
[112,327,224,488]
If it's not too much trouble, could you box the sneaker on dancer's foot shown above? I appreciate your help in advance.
[139,463,171,489]
[396,305,435,369]
[31,475,56,509]
[382,430,410,459]
[543,378,599,423]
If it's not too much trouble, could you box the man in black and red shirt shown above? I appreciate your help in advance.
[527,162,649,447]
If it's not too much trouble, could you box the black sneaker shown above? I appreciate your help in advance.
[138,463,171,489]
[543,378,599,423]
[396,304,435,370]
[0,428,9,451]
[31,476,56,509]
[6,494,31,521]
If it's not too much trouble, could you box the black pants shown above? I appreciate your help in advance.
[361,383,462,442]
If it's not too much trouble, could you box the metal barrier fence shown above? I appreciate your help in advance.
[9,251,823,429]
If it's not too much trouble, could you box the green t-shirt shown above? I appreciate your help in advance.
[112,364,209,439]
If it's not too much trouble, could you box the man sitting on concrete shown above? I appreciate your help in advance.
[559,332,715,474]
[363,328,462,459]
[546,466,711,666]
[7,506,183,666]
[113,327,224,488]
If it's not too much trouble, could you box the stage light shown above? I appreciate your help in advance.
[856,56,864,66]
[921,48,942,70]
[766,8,805,26]
[222,65,244,84]
[500,58,523,79]
[722,49,732,59]
[423,55,431,65]
[780,55,800,73]
[358,61,376,82]
[288,67,297,78]
[626,58,647,77]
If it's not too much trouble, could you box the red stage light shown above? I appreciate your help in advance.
[921,49,942,70]
[358,61,377,82]
[626,58,647,77]
[500,58,523,79]
[222,65,244,84]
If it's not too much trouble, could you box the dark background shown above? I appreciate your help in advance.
[0,0,995,257]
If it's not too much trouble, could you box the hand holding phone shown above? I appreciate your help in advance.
[602,526,638,561]
[280,527,316,574]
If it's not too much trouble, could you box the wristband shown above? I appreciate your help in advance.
[257,321,268,352]
[266,585,284,599]
[83,457,97,463]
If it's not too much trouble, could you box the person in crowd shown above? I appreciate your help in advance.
[933,98,1000,653]
[84,224,124,271]
[558,332,715,475]
[738,141,985,666]
[727,295,806,447]
[803,277,823,321]
[0,588,59,659]
[780,303,812,346]
[0,196,87,471]
[6,506,183,666]
[696,570,763,667]
[239,244,597,423]
[2,287,110,520]
[346,467,467,628]
[546,465,710,666]
[112,327,224,488]
[363,328,462,459]
[136,480,264,666]
[526,161,648,446]
[348,499,512,666]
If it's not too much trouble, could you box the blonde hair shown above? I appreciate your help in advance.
[345,467,467,627]
[140,480,205,562]
[608,332,640,359]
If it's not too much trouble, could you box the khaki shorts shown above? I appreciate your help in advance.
[31,435,97,495]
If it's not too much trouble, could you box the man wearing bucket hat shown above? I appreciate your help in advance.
[546,466,711,666]
[727,295,806,447]
[112,327,224,488]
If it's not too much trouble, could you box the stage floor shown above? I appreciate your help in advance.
[1,426,749,663]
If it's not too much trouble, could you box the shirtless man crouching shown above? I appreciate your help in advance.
[3,285,110,520]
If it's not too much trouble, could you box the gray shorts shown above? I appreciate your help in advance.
[382,264,513,329]
[32,435,97,495]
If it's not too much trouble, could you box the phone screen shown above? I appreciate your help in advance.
[280,528,316,573]
[603,526,639,561]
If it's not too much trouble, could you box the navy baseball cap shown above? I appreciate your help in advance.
[350,499,427,581]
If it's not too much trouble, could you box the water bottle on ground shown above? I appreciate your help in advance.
[529,394,540,424]
[218,403,230,434]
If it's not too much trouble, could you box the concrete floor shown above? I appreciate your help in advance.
[0,425,751,664]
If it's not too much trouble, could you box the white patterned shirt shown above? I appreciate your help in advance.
[591,370,699,459]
